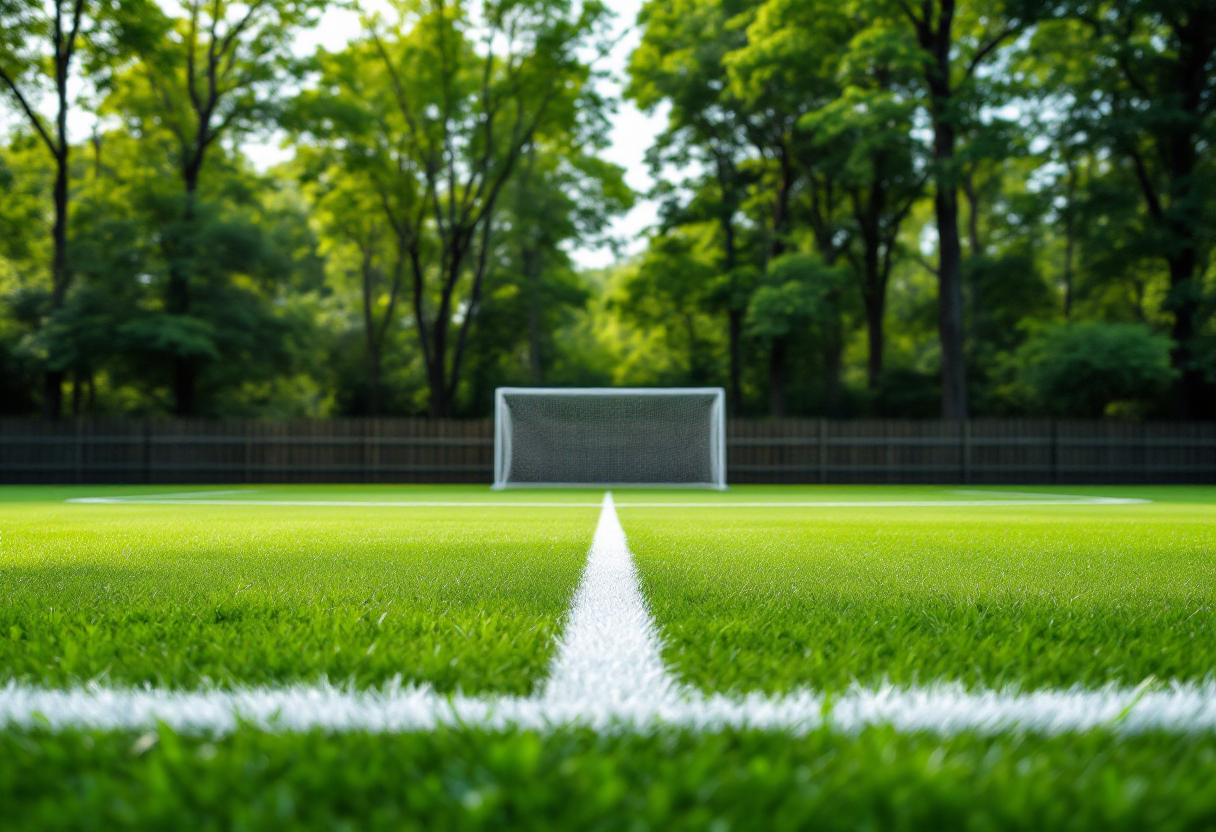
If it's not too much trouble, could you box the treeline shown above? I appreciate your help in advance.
[0,0,1212,421]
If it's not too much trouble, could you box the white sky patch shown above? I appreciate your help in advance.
[12,491,1197,737]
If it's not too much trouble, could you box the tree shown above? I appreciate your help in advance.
[876,0,1049,418]
[1014,321,1176,416]
[628,0,758,413]
[109,0,324,415]
[724,0,853,415]
[295,0,612,417]
[617,233,722,386]
[0,0,144,417]
[745,253,848,415]
[39,125,327,417]
[744,0,924,393]
[1047,0,1215,417]
[500,143,631,386]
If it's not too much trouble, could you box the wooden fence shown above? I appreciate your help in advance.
[1,418,1213,485]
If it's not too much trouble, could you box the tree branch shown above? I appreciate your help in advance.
[963,24,1017,81]
[1126,143,1163,223]
[0,68,57,155]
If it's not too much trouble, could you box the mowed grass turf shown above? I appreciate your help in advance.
[0,486,595,693]
[4,484,1216,830]
[619,485,1216,694]
[7,725,1216,831]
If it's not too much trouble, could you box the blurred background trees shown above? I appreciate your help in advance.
[0,0,1211,419]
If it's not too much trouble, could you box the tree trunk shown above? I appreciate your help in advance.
[932,117,969,419]
[766,149,793,420]
[1061,161,1077,318]
[43,47,72,420]
[823,327,842,417]
[169,180,199,417]
[360,241,382,416]
[366,344,382,416]
[864,292,885,391]
[40,156,69,420]
[70,368,82,416]
[909,0,970,420]
[728,309,743,414]
[769,337,787,418]
[427,318,450,418]
[42,373,65,421]
[525,248,543,385]
[962,173,981,256]
[857,185,885,391]
[1160,13,1210,418]
[1167,253,1203,418]
[718,199,743,415]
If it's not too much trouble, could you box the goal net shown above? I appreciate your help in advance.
[493,388,727,489]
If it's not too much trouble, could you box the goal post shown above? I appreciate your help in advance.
[493,387,727,489]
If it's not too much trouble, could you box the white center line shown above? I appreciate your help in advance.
[541,492,681,710]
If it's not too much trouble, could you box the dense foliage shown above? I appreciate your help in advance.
[1,0,1212,419]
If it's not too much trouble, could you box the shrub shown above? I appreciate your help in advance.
[1015,322,1176,417]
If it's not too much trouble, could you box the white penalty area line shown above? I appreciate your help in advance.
[12,491,1190,737]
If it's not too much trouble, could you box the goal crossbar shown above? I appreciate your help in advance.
[493,387,727,489]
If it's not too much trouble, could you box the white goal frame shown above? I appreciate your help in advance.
[493,387,728,489]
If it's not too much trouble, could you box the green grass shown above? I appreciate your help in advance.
[6,725,1216,831]
[4,483,1216,830]
[0,486,595,693]
[620,485,1216,694]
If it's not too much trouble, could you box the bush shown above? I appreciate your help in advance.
[1015,322,1176,417]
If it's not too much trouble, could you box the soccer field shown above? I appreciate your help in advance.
[3,484,1216,829]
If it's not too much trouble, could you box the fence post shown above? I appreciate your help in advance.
[244,422,253,484]
[1050,420,1058,484]
[818,419,827,484]
[885,423,895,484]
[1140,421,1148,484]
[74,418,83,484]
[961,421,972,484]
[362,421,370,484]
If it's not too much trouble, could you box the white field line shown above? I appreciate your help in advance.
[541,493,680,708]
[84,489,264,500]
[66,497,1150,508]
[4,678,1216,736]
[951,489,1092,499]
[67,498,603,507]
[8,492,1196,737]
[616,498,1149,507]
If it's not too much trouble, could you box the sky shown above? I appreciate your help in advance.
[245,0,665,270]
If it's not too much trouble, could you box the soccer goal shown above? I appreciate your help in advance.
[493,387,727,489]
